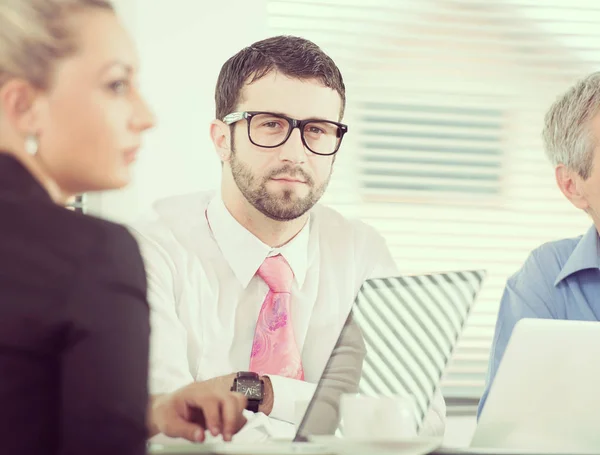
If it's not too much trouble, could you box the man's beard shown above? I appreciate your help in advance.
[229,145,331,221]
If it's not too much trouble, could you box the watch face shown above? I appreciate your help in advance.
[236,378,263,400]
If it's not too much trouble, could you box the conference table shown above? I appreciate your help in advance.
[148,443,571,455]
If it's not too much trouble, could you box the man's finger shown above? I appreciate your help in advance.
[164,419,206,443]
[221,394,247,441]
[232,392,247,414]
[197,397,222,437]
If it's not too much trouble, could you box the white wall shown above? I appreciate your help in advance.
[88,0,268,223]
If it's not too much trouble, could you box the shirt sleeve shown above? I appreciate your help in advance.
[268,375,317,423]
[131,226,195,395]
[477,248,559,418]
[60,225,150,455]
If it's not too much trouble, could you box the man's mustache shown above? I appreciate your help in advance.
[266,166,314,185]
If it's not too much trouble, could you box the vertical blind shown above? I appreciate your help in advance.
[268,0,598,402]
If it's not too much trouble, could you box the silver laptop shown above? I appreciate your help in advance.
[471,318,600,454]
[151,270,487,454]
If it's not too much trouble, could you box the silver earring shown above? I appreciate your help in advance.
[25,134,39,156]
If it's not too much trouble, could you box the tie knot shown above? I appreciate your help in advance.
[257,254,294,293]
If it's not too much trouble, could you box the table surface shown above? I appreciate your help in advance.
[149,442,582,455]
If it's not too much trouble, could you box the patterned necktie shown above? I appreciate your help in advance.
[249,254,304,380]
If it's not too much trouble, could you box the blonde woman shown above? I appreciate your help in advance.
[0,1,246,454]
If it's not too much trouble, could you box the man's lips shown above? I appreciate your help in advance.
[271,177,307,183]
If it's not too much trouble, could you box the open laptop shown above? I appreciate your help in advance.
[471,318,600,453]
[150,270,487,455]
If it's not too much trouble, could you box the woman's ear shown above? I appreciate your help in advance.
[0,78,41,135]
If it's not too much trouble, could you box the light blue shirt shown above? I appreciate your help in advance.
[478,224,600,418]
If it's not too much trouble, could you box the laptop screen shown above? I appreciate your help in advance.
[294,270,486,441]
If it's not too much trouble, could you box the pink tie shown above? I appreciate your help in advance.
[249,255,304,380]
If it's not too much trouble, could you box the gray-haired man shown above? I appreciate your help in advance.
[479,72,600,416]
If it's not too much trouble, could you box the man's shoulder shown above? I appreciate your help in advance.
[151,190,214,219]
[531,235,582,263]
[514,234,583,283]
[129,190,213,248]
[311,203,397,285]
[310,204,391,273]
[311,203,381,239]
[135,191,212,227]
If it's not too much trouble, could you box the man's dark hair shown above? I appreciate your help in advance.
[215,35,346,121]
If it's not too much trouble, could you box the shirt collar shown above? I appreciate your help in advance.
[554,224,600,286]
[206,194,310,289]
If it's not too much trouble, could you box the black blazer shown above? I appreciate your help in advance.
[0,153,150,454]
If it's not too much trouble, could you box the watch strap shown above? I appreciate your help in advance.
[232,371,263,412]
[246,398,260,413]
[236,371,259,379]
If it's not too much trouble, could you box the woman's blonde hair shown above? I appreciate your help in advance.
[0,0,114,89]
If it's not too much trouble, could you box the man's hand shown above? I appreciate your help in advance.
[149,383,247,442]
[197,373,237,395]
[259,375,274,415]
[199,373,274,415]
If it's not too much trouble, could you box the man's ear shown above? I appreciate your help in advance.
[210,120,232,163]
[556,164,589,211]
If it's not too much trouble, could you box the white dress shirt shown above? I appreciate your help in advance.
[132,190,446,438]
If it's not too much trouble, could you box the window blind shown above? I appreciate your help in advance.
[268,0,596,403]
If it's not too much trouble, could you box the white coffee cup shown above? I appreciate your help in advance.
[340,394,418,440]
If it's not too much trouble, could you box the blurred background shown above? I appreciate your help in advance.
[92,0,597,445]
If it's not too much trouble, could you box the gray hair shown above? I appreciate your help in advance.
[0,0,113,90]
[542,72,600,180]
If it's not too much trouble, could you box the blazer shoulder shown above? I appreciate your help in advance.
[53,212,147,293]
[81,217,146,289]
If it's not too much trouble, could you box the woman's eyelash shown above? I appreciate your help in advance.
[108,80,130,93]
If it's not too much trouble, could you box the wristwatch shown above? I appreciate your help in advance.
[231,371,264,412]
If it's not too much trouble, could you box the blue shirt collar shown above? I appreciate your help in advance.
[554,224,600,286]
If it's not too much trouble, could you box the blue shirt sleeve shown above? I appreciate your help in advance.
[477,247,560,418]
